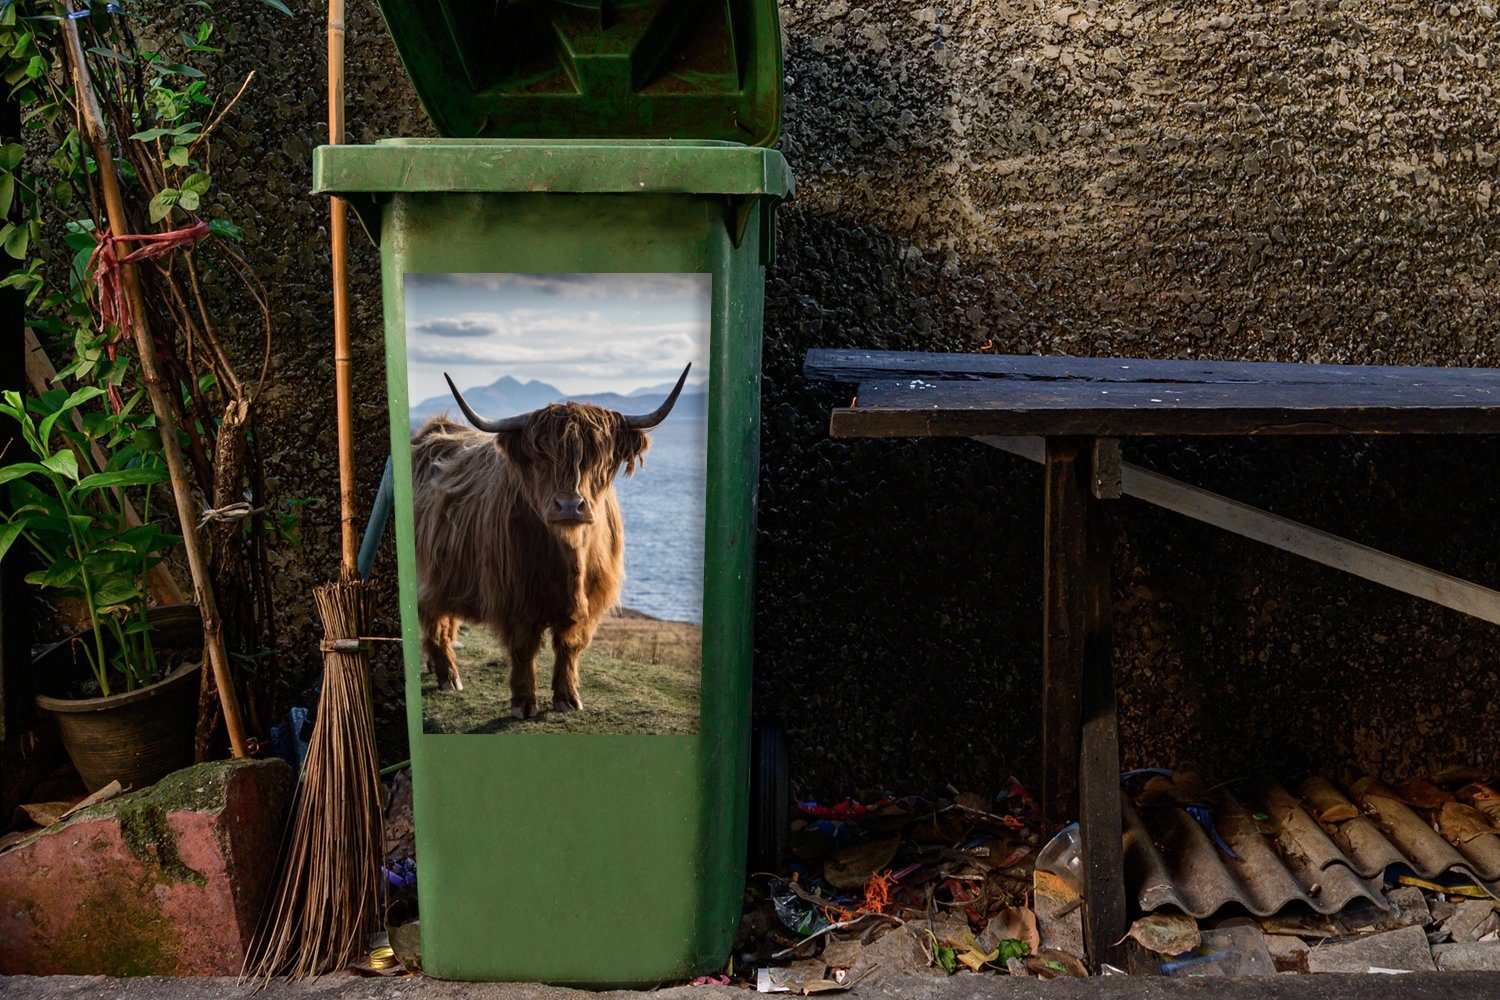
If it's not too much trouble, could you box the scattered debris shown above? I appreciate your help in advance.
[1374,886,1431,932]
[824,836,899,889]
[1440,899,1498,943]
[734,771,1500,983]
[383,766,415,863]
[740,783,1055,986]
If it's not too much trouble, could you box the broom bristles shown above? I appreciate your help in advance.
[244,579,382,980]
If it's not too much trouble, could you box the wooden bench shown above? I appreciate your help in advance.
[804,348,1500,965]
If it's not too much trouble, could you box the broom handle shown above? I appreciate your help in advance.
[329,0,358,577]
[61,9,249,759]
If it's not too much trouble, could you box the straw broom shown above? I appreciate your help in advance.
[244,0,383,977]
[246,584,381,977]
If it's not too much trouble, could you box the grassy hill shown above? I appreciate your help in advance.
[420,611,701,735]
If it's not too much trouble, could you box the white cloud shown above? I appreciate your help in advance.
[411,313,508,339]
[410,328,698,381]
[409,272,708,301]
[410,309,616,342]
[405,273,709,397]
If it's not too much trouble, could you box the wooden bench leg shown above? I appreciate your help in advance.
[1044,437,1128,967]
[1041,438,1085,832]
[1079,493,1127,966]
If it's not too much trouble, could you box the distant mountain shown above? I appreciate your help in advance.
[410,375,707,427]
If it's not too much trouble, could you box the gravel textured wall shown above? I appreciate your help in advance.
[197,1,1499,793]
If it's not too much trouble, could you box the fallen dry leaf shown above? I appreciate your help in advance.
[1458,784,1500,824]
[16,779,125,828]
[824,837,899,889]
[1396,778,1454,811]
[1352,776,1404,804]
[1025,949,1088,978]
[1433,765,1488,786]
[1301,777,1360,824]
[1438,801,1497,845]
[17,802,69,828]
[1316,802,1359,823]
[60,780,124,820]
[989,906,1040,955]
[1122,912,1200,956]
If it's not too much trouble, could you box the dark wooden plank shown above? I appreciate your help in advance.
[1079,491,1127,967]
[806,348,1500,392]
[1042,438,1087,832]
[975,436,1500,627]
[831,378,1500,437]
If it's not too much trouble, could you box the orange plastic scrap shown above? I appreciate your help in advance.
[864,870,896,913]
[824,870,899,925]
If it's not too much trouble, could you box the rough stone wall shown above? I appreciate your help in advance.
[155,0,433,755]
[192,1,1498,792]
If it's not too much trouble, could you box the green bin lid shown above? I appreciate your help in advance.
[372,0,783,146]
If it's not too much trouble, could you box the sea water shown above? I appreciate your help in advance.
[614,414,707,625]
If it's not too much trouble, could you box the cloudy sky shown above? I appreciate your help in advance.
[404,273,710,403]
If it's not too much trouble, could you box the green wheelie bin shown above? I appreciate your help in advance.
[312,0,791,985]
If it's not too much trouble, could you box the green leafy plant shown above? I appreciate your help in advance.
[0,1,291,740]
[0,385,179,695]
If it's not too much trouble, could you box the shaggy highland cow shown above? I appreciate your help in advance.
[411,365,690,718]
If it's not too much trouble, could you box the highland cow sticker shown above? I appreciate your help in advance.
[403,273,708,735]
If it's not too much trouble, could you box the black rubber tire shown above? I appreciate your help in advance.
[748,719,788,873]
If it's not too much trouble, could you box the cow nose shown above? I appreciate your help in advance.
[550,492,591,524]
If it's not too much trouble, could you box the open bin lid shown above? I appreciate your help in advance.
[371,0,784,145]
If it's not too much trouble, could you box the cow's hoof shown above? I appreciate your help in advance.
[552,692,583,712]
[511,697,539,719]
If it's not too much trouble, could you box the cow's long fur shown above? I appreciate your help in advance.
[411,404,650,716]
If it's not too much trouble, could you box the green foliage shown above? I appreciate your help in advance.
[0,2,289,701]
[0,385,178,695]
[0,1,285,373]
[990,939,1030,964]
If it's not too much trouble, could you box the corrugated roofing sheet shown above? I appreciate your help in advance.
[1125,777,1500,920]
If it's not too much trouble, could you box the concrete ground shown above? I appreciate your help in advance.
[3,974,1500,999]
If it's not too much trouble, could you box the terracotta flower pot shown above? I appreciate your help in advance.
[33,604,203,792]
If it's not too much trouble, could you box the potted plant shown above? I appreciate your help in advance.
[0,384,199,792]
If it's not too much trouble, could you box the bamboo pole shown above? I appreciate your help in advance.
[243,3,383,974]
[328,0,357,576]
[61,9,248,758]
[24,330,188,607]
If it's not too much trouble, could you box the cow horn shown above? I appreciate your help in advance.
[623,364,692,429]
[444,373,530,433]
